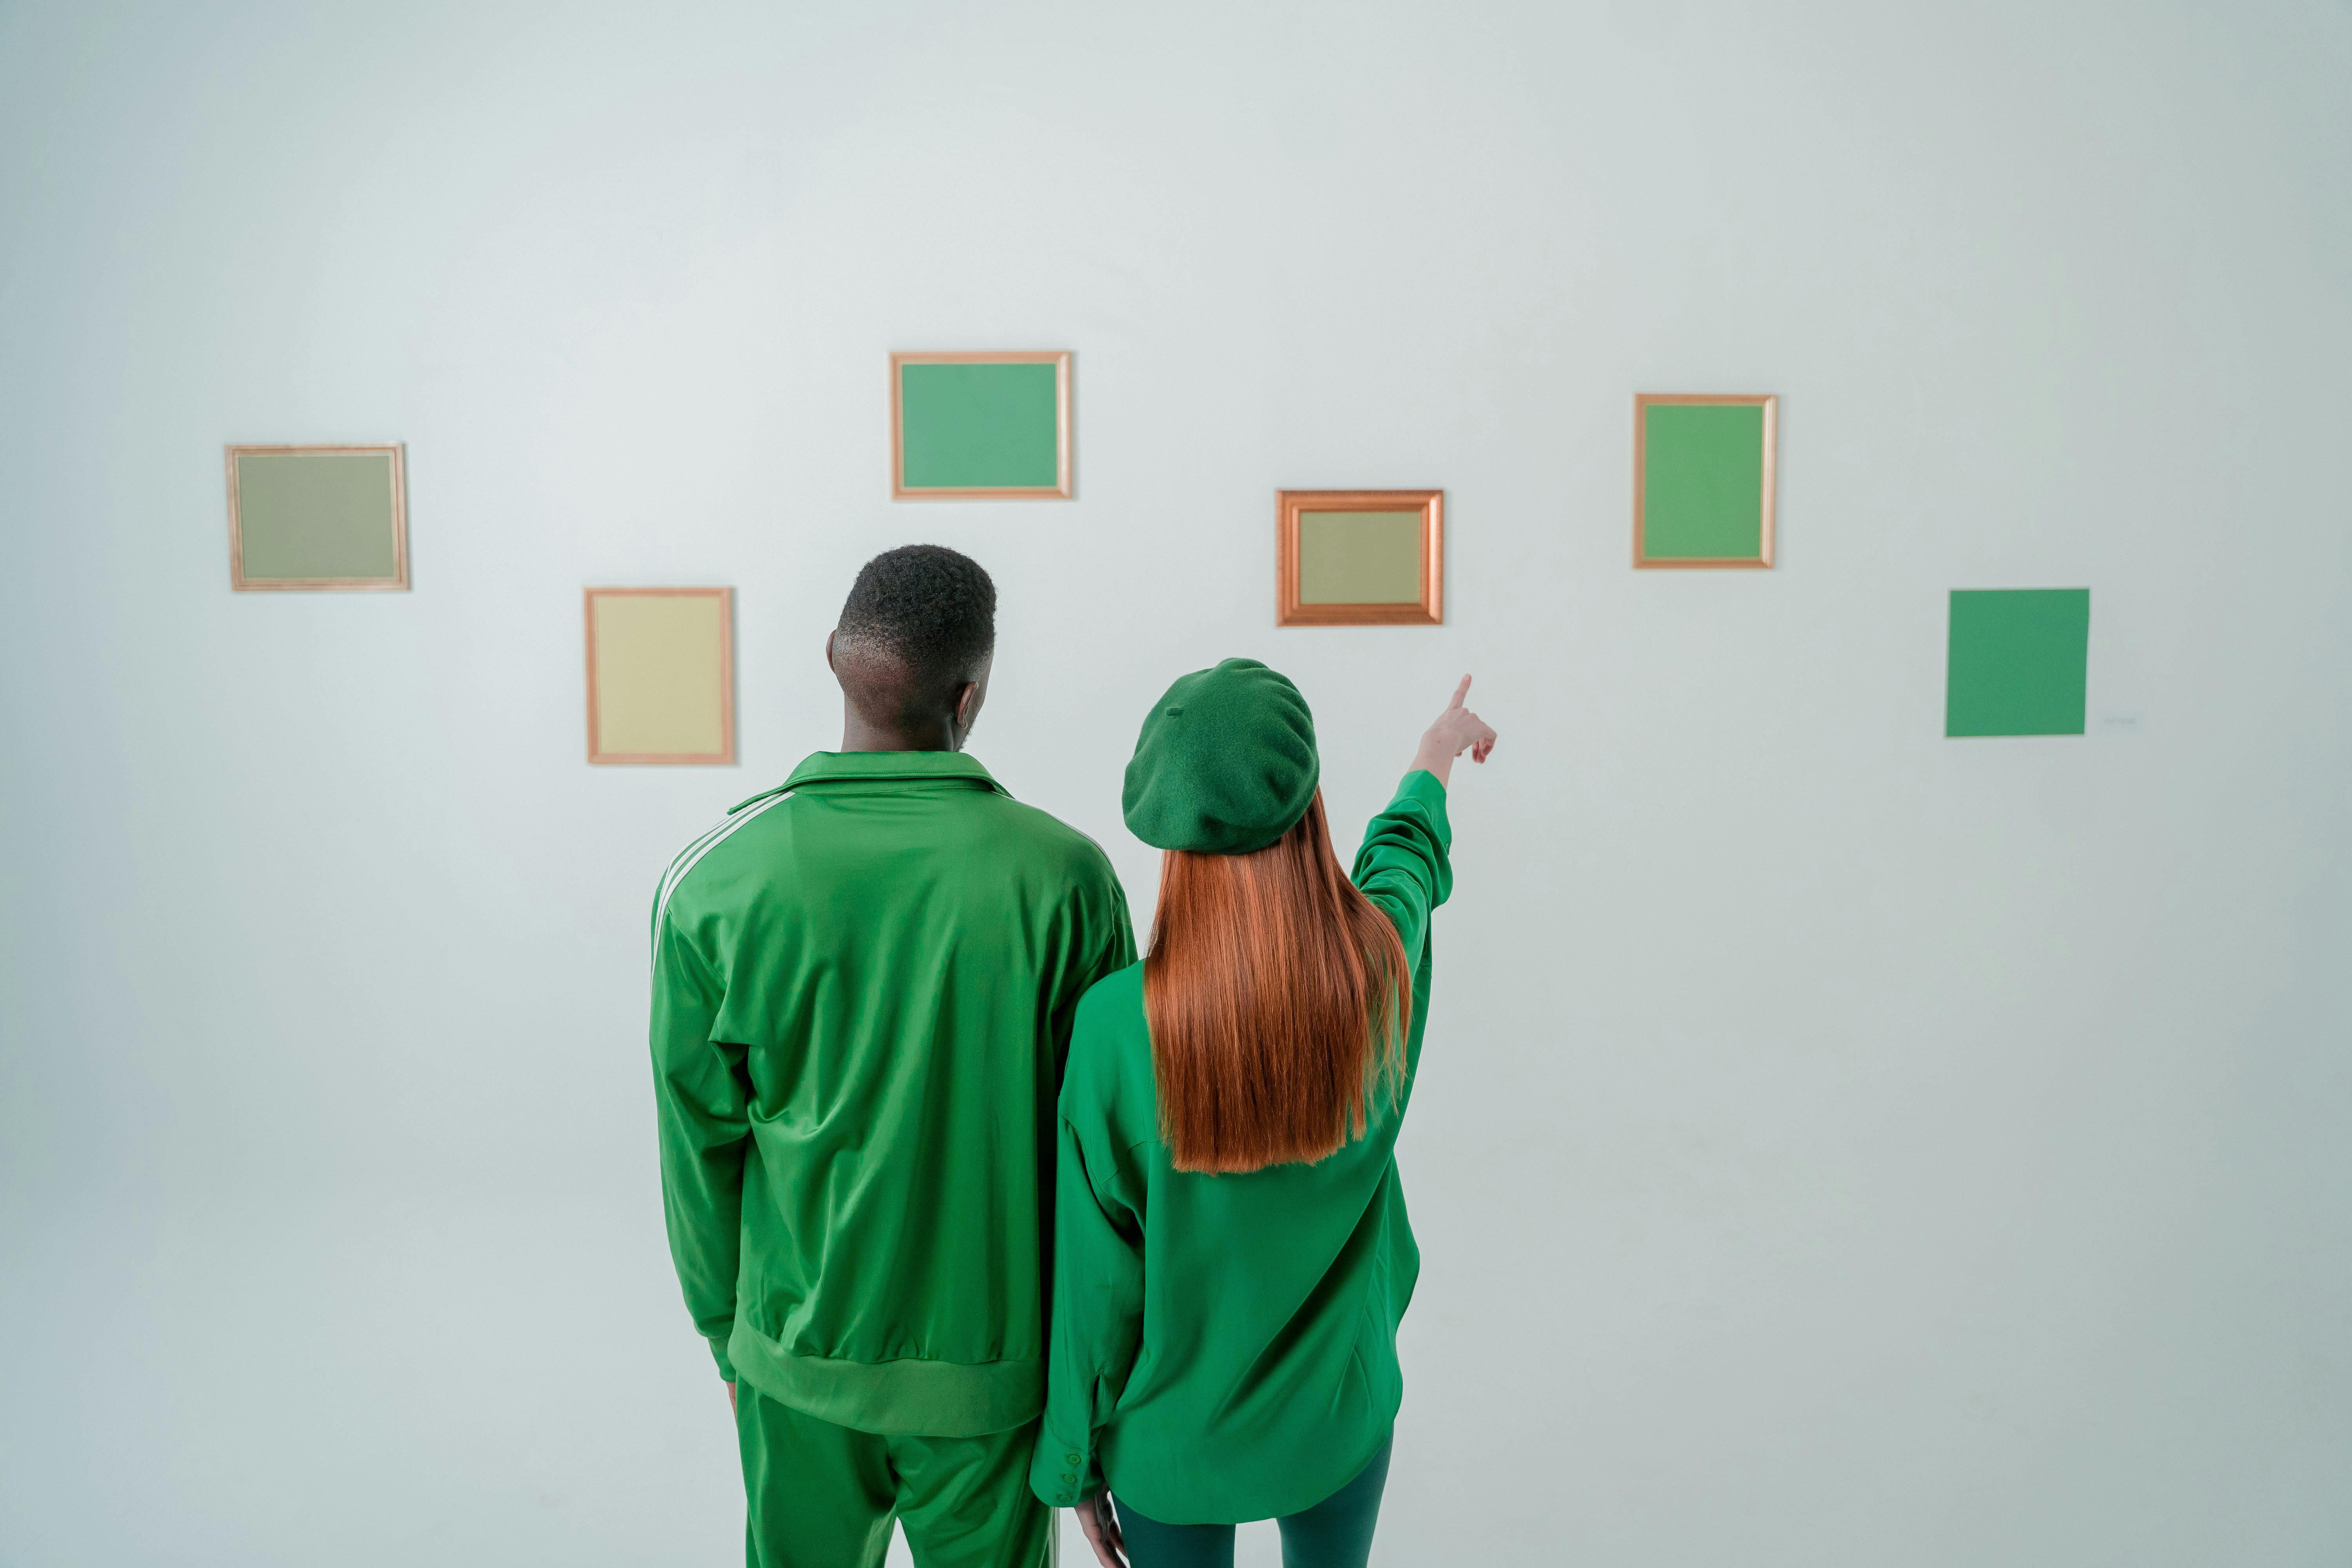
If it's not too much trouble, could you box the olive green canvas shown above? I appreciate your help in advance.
[1641,403,1766,560]
[1945,589,2091,737]
[1297,510,1425,604]
[234,451,401,581]
[898,362,1062,490]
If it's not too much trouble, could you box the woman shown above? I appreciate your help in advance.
[1031,659,1497,1568]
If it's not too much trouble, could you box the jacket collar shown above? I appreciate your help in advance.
[769,750,1007,797]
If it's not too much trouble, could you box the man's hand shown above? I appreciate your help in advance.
[727,1381,737,1415]
[1409,675,1499,788]
[1073,1491,1127,1568]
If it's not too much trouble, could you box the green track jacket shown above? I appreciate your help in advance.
[651,750,1134,1438]
[1030,771,1452,1523]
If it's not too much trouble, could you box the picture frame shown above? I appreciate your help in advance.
[225,443,409,591]
[583,586,737,766]
[1276,489,1445,627]
[890,350,1073,499]
[1632,394,1777,569]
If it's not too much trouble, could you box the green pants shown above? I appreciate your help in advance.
[1111,1434,1392,1568]
[735,1381,1053,1568]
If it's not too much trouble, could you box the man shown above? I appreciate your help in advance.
[651,544,1134,1568]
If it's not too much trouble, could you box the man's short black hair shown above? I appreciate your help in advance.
[834,544,996,691]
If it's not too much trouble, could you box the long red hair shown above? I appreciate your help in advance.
[1143,790,1411,1173]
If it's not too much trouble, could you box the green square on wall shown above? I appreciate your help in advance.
[893,354,1069,497]
[1945,589,2091,737]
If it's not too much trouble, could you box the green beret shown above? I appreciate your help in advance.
[1123,659,1320,855]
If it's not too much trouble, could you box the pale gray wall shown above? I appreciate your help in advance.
[2,2,2348,1564]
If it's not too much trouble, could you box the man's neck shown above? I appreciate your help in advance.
[840,713,958,754]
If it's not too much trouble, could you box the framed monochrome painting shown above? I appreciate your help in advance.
[226,444,409,590]
[1633,394,1777,569]
[583,587,737,765]
[890,351,1073,499]
[1276,490,1444,627]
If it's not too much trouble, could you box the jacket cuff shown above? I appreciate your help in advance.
[1029,1424,1099,1506]
[1395,769,1453,842]
[708,1333,738,1383]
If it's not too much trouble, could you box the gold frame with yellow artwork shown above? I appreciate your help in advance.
[583,587,737,765]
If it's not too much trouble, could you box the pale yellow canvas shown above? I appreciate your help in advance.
[590,592,730,760]
[1297,510,1425,604]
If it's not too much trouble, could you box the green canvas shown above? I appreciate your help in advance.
[1298,510,1425,604]
[898,361,1062,490]
[1641,403,1766,560]
[1945,589,2091,737]
[235,451,400,581]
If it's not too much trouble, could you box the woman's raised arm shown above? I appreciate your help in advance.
[1408,676,1498,788]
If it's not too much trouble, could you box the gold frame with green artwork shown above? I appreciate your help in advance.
[1632,394,1777,569]
[889,351,1073,500]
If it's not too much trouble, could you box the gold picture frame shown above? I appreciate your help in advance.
[226,443,409,591]
[1276,490,1445,627]
[889,350,1074,499]
[583,587,737,766]
[1632,393,1777,569]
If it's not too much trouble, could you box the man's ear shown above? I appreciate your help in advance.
[824,630,837,673]
[953,680,980,728]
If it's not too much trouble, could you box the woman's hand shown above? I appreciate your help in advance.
[1410,675,1497,788]
[1074,1491,1127,1568]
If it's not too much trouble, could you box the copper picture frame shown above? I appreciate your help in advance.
[225,443,409,591]
[889,350,1073,499]
[1632,393,1777,569]
[1276,490,1445,627]
[583,586,738,766]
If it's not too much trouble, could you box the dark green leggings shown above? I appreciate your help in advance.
[1111,1435,1392,1568]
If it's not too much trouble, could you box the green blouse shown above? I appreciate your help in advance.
[1029,771,1452,1524]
